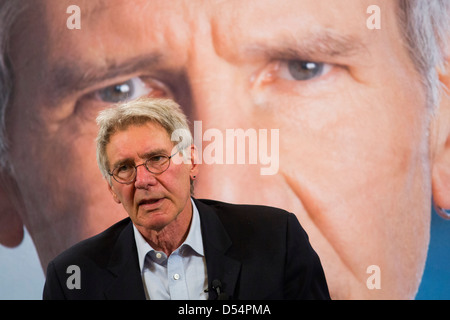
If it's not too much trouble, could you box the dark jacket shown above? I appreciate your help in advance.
[43,198,330,300]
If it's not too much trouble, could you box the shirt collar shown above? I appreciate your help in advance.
[133,198,204,272]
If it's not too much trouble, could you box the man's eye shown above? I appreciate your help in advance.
[95,77,172,103]
[116,164,133,173]
[278,60,332,81]
[149,155,167,163]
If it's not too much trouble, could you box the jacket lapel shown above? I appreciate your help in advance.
[194,199,241,300]
[104,219,147,300]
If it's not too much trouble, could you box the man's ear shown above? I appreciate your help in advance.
[432,59,450,210]
[189,144,199,180]
[0,170,24,247]
[107,181,121,204]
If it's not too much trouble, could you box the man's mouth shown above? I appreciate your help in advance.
[138,198,164,208]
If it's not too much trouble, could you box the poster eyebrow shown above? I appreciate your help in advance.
[49,53,162,98]
[243,30,368,60]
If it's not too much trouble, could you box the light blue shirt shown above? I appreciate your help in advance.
[133,198,208,300]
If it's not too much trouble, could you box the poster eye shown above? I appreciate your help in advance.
[284,60,331,81]
[95,77,173,103]
[96,77,147,103]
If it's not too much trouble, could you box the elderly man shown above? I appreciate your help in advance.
[42,98,330,300]
[1,0,449,299]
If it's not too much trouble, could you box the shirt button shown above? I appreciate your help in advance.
[173,273,180,280]
[155,252,162,259]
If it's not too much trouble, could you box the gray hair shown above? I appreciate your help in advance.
[0,0,449,170]
[0,0,28,170]
[397,0,450,112]
[95,97,194,190]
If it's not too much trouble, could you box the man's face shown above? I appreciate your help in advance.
[7,0,434,298]
[105,122,194,233]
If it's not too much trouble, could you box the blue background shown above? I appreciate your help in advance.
[416,208,450,299]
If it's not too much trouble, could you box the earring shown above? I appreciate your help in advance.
[433,203,450,220]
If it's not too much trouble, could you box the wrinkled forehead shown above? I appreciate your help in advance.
[14,0,399,61]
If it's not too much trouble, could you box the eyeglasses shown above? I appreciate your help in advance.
[108,151,179,184]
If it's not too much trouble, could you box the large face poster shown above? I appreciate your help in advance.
[0,0,449,300]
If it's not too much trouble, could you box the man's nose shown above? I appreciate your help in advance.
[134,164,158,189]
